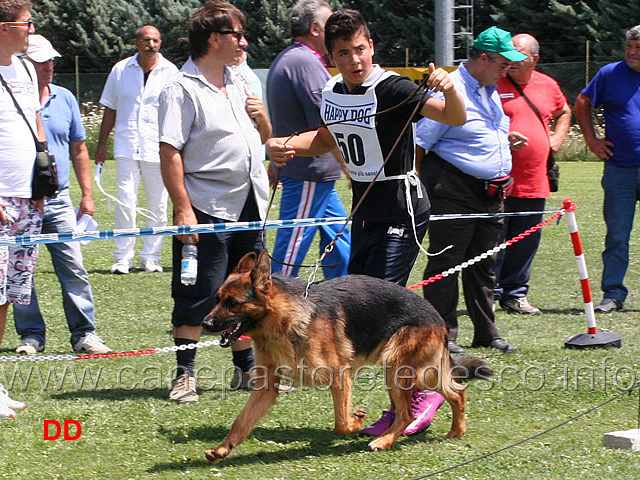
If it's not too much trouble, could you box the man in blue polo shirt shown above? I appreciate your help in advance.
[12,35,111,355]
[575,25,640,314]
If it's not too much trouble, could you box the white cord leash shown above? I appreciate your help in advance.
[94,163,158,222]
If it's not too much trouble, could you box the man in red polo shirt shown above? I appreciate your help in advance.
[495,33,571,314]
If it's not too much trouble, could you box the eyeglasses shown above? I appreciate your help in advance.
[4,20,33,29]
[219,29,246,41]
[486,54,511,70]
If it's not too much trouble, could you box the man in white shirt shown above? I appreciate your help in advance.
[0,1,42,420]
[95,25,178,274]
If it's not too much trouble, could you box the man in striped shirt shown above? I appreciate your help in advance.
[158,1,271,404]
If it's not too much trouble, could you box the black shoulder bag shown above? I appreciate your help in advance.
[0,60,58,199]
[506,74,559,192]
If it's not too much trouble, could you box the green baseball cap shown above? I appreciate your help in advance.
[472,26,527,62]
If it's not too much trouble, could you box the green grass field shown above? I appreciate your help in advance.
[1,161,639,479]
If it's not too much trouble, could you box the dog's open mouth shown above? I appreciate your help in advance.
[202,313,255,348]
[215,320,254,348]
[219,322,243,347]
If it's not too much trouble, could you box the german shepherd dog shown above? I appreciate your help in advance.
[201,251,492,463]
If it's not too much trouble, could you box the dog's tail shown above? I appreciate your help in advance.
[450,356,494,382]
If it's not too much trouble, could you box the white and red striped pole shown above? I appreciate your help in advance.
[563,198,597,334]
[563,199,622,349]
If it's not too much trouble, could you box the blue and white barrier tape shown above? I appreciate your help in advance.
[0,210,562,247]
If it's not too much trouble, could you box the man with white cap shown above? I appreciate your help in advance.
[12,34,111,355]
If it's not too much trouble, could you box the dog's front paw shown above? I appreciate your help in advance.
[368,436,393,451]
[204,446,230,463]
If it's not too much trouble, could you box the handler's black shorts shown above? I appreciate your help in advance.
[171,193,262,328]
[348,209,429,287]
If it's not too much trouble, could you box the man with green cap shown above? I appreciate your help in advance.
[415,26,526,354]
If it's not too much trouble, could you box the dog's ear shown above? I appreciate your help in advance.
[235,252,257,273]
[251,250,272,292]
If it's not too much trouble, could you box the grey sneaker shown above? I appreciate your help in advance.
[110,259,131,274]
[16,338,44,355]
[228,369,295,392]
[230,369,252,390]
[72,333,112,354]
[501,297,541,315]
[141,259,163,273]
[169,373,199,403]
[594,298,624,313]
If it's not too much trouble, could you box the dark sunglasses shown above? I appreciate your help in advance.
[219,29,246,41]
[4,20,33,28]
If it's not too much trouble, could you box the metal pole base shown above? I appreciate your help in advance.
[564,332,622,349]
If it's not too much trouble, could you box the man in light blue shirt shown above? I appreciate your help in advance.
[13,35,111,355]
[416,27,523,355]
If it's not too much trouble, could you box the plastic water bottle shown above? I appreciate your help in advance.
[180,240,198,285]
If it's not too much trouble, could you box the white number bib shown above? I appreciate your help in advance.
[322,68,404,181]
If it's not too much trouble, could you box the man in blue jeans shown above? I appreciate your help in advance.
[575,24,640,313]
[13,35,111,354]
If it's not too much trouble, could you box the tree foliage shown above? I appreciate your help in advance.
[33,0,201,72]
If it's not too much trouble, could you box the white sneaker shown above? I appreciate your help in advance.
[141,259,163,273]
[110,259,131,274]
[0,405,15,419]
[16,337,45,355]
[0,383,25,411]
[73,333,112,354]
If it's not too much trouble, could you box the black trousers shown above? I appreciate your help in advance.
[420,154,505,345]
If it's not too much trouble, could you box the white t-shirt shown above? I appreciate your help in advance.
[0,56,39,198]
[99,53,178,162]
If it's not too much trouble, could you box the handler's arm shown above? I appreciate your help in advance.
[419,63,466,126]
[266,128,336,168]
[160,142,198,244]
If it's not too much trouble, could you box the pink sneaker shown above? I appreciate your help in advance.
[360,407,396,436]
[403,390,445,435]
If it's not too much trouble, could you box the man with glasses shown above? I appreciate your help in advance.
[95,25,178,275]
[416,26,525,354]
[158,1,271,403]
[0,0,40,417]
[267,0,351,279]
[494,33,571,315]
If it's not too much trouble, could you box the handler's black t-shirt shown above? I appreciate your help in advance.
[329,75,431,223]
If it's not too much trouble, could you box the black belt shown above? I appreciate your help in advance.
[425,151,513,201]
